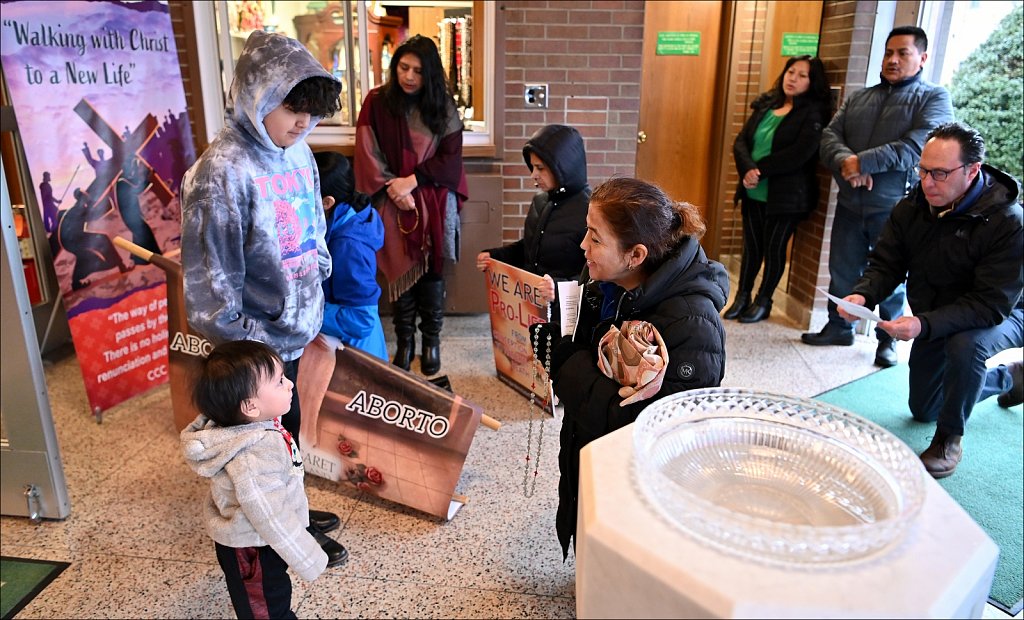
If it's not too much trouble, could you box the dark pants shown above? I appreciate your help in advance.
[215,543,296,620]
[908,308,1024,435]
[280,358,301,448]
[827,205,905,338]
[737,198,801,300]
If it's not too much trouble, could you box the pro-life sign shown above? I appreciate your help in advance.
[484,259,552,414]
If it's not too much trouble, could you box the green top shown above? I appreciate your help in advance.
[746,110,786,202]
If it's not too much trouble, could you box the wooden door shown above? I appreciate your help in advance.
[761,1,824,92]
[636,1,728,236]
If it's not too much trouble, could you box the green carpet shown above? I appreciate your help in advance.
[816,365,1023,615]
[0,557,69,619]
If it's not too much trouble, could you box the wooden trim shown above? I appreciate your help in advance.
[472,0,484,125]
[168,1,208,155]
[489,0,504,163]
[706,1,737,260]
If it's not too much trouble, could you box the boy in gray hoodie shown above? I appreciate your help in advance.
[182,340,331,619]
[180,30,346,564]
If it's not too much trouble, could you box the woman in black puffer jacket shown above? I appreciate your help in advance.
[477,124,590,323]
[532,177,729,559]
[725,55,831,323]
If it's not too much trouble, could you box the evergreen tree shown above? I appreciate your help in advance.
[948,5,1023,180]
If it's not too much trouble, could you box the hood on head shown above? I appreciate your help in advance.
[226,30,337,150]
[181,415,271,478]
[522,124,588,196]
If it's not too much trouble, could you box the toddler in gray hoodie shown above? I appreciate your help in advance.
[182,340,329,619]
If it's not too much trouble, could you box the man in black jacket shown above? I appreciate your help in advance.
[838,122,1023,479]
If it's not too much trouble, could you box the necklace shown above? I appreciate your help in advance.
[523,329,552,498]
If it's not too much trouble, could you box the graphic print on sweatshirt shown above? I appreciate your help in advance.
[254,165,319,282]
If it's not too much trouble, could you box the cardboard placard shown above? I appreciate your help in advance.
[297,336,485,520]
[483,260,552,414]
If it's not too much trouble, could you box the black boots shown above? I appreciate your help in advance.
[738,296,772,323]
[723,291,751,320]
[392,288,417,370]
[417,278,445,376]
[725,292,771,323]
[392,278,446,374]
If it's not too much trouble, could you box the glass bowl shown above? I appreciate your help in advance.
[632,388,926,567]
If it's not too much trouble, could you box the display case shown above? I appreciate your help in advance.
[218,1,482,136]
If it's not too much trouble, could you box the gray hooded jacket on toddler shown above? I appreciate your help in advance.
[181,415,327,582]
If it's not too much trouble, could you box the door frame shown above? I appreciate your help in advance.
[635,1,735,260]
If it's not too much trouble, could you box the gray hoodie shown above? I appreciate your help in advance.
[181,31,336,361]
[181,415,327,582]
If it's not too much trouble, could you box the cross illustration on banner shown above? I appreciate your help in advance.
[73,98,173,208]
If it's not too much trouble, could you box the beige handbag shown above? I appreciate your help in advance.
[596,320,669,406]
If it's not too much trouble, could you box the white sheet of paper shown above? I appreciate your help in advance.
[816,287,884,323]
[558,281,583,337]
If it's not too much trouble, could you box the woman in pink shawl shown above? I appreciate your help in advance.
[354,35,468,376]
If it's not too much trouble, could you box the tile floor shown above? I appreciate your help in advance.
[2,309,1019,619]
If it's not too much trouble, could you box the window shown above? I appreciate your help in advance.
[195,1,494,149]
[919,0,1018,86]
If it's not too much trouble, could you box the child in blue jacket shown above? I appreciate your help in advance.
[313,151,387,360]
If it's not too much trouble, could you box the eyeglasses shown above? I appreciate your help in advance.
[916,164,967,182]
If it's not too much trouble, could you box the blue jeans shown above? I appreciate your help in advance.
[827,205,905,338]
[908,308,1024,436]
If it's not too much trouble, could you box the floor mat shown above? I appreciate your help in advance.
[816,365,1023,615]
[1,556,69,619]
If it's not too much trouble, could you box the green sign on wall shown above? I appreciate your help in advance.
[781,33,819,56]
[657,32,701,56]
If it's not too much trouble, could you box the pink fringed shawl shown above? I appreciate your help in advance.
[354,89,468,300]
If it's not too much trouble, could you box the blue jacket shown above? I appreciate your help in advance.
[820,72,954,215]
[321,203,387,360]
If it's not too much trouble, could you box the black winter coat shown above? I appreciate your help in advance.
[733,93,826,217]
[551,237,729,557]
[487,125,590,322]
[853,165,1023,340]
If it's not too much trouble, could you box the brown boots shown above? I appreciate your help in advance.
[919,431,962,479]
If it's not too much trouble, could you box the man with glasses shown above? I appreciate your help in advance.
[805,26,954,369]
[837,122,1023,478]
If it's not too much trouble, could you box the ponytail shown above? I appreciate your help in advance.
[591,178,707,273]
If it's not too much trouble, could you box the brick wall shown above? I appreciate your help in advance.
[497,0,644,243]
[793,0,876,327]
